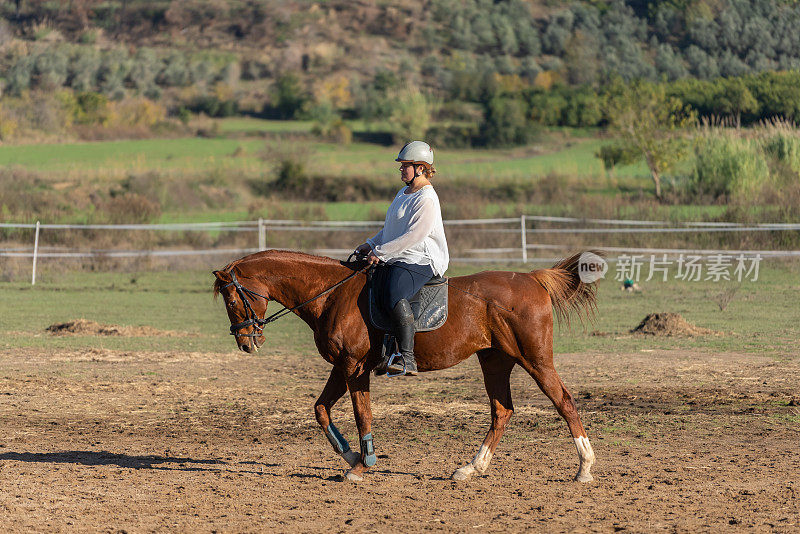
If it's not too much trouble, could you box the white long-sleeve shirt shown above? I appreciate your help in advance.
[366,185,449,276]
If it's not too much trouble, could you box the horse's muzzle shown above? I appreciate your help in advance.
[238,334,265,353]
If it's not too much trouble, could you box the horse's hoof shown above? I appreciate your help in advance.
[575,472,594,483]
[342,450,360,468]
[451,466,473,481]
[345,471,363,482]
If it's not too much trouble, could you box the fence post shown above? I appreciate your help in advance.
[520,215,527,264]
[258,218,266,251]
[31,220,40,285]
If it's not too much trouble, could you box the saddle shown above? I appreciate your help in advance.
[366,263,448,376]
[367,263,448,332]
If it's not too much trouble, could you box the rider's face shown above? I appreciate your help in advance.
[399,162,416,183]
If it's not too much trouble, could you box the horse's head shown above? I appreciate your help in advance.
[213,269,268,353]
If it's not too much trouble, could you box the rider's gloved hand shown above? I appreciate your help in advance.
[354,243,371,256]
[354,243,380,265]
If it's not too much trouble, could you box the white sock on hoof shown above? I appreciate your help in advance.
[573,436,595,482]
[452,464,475,481]
[452,444,493,481]
[344,471,363,482]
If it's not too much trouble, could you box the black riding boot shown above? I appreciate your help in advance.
[386,299,417,376]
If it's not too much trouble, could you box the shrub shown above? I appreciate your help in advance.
[270,72,308,119]
[32,49,68,90]
[481,96,534,147]
[158,52,190,87]
[387,86,432,143]
[25,91,71,132]
[78,29,98,45]
[98,48,131,99]
[426,123,479,148]
[100,192,161,224]
[68,46,100,91]
[691,132,770,200]
[128,48,161,94]
[306,99,352,143]
[595,144,640,175]
[118,172,169,208]
[109,97,167,128]
[176,106,192,124]
[189,58,216,86]
[241,58,271,80]
[260,140,311,193]
[527,89,567,126]
[0,103,19,141]
[273,159,309,193]
[761,130,800,175]
[190,95,238,117]
[5,56,34,95]
[561,89,603,127]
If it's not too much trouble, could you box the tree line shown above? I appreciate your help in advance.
[5,1,800,93]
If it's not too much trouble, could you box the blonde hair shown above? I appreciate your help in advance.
[417,163,436,179]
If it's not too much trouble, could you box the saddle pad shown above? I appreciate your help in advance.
[367,267,448,333]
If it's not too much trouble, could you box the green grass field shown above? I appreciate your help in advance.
[155,201,392,224]
[3,118,760,230]
[2,260,796,357]
[0,119,649,183]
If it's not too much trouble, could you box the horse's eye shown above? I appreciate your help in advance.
[228,300,237,307]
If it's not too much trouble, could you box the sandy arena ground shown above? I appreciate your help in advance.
[0,345,797,532]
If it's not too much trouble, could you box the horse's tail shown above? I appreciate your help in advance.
[530,251,600,327]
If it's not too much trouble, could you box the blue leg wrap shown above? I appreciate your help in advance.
[360,432,377,467]
[325,423,351,455]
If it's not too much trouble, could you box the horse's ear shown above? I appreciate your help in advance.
[213,270,231,281]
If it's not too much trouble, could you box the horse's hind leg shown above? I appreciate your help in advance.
[452,349,515,481]
[518,342,596,482]
[315,367,359,467]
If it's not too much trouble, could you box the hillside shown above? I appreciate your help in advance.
[4,0,800,102]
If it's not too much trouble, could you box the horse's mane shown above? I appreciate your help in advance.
[212,249,345,299]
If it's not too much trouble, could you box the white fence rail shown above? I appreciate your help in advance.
[2,216,799,284]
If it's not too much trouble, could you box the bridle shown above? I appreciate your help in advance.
[220,272,270,341]
[221,262,370,342]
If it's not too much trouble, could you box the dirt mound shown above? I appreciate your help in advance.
[46,319,184,337]
[631,313,721,337]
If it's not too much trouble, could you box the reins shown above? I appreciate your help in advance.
[222,253,512,340]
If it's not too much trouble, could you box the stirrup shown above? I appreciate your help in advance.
[386,352,416,378]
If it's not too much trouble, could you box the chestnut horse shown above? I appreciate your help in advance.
[213,250,597,482]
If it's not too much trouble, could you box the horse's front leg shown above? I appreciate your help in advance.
[315,367,360,467]
[343,371,376,482]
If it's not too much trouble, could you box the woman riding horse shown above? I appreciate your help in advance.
[354,141,448,376]
[213,143,598,482]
